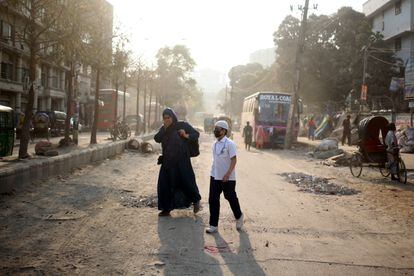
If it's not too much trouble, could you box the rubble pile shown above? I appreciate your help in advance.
[305,138,352,167]
[397,127,414,153]
[120,193,158,208]
[35,140,59,156]
[322,152,353,167]
[127,138,141,150]
[279,172,360,196]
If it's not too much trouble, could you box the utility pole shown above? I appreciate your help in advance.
[135,66,141,136]
[143,71,147,134]
[148,72,153,131]
[230,72,234,117]
[114,74,119,124]
[360,46,369,112]
[284,0,310,149]
[123,69,127,122]
[225,85,228,115]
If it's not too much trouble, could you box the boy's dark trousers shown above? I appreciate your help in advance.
[209,177,242,227]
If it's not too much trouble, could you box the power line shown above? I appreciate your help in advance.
[368,54,397,66]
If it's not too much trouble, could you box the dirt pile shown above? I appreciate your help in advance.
[279,172,360,196]
[120,191,157,208]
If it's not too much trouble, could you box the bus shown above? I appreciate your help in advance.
[98,89,131,130]
[240,91,299,147]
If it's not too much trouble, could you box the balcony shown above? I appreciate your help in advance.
[44,87,66,99]
[0,78,23,93]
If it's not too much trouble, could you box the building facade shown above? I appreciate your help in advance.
[0,0,113,120]
[0,6,67,113]
[363,0,414,64]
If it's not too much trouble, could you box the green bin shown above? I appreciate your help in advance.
[0,105,15,157]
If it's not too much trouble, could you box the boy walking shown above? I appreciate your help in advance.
[206,120,243,234]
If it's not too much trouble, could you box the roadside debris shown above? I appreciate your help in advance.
[397,127,414,153]
[307,149,344,160]
[321,152,353,167]
[279,172,360,195]
[128,138,141,150]
[35,140,59,156]
[120,192,157,208]
[315,138,338,151]
[140,142,154,153]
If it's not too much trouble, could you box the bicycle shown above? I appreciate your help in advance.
[109,119,131,141]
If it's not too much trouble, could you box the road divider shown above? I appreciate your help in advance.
[0,133,155,193]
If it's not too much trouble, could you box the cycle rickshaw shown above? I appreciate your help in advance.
[349,116,407,184]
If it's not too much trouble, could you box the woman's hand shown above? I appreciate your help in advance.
[178,129,189,139]
[163,120,172,129]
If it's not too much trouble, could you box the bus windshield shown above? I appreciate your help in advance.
[257,94,291,124]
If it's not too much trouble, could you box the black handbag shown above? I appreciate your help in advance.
[157,155,163,165]
[176,121,200,157]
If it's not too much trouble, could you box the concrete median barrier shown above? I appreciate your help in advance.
[0,133,155,193]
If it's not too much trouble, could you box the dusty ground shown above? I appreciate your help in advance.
[0,133,414,275]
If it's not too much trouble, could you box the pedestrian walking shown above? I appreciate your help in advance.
[342,115,352,146]
[242,121,253,151]
[255,125,265,148]
[206,120,243,234]
[154,108,202,216]
[307,116,317,141]
[385,123,399,181]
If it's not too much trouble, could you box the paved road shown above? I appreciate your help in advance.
[0,133,413,275]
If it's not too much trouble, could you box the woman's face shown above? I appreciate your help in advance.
[163,115,173,128]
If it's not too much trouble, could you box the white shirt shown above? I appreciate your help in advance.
[211,136,237,181]
[385,130,397,150]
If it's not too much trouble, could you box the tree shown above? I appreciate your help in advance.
[155,45,199,114]
[112,43,130,124]
[82,1,113,144]
[273,7,395,106]
[1,0,67,158]
[226,63,274,116]
[55,0,91,145]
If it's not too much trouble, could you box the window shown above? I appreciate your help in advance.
[1,21,12,40]
[395,0,401,15]
[41,66,46,87]
[21,68,29,83]
[395,37,402,51]
[382,21,385,31]
[1,62,14,80]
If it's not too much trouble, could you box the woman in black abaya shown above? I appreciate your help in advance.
[154,108,201,216]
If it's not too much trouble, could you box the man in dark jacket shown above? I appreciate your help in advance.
[342,115,352,146]
[242,121,253,151]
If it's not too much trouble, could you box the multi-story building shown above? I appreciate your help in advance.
[0,0,113,120]
[0,6,67,113]
[363,0,414,64]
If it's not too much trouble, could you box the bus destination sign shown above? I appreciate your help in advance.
[259,94,291,103]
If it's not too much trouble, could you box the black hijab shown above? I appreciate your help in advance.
[162,108,178,123]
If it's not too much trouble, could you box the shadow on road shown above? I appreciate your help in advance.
[212,231,265,276]
[157,215,222,275]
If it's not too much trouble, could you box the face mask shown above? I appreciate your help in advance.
[214,129,222,138]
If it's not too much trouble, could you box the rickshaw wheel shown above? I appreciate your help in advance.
[379,163,391,177]
[350,153,363,177]
[398,159,407,184]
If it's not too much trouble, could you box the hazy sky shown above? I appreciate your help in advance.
[107,0,363,73]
